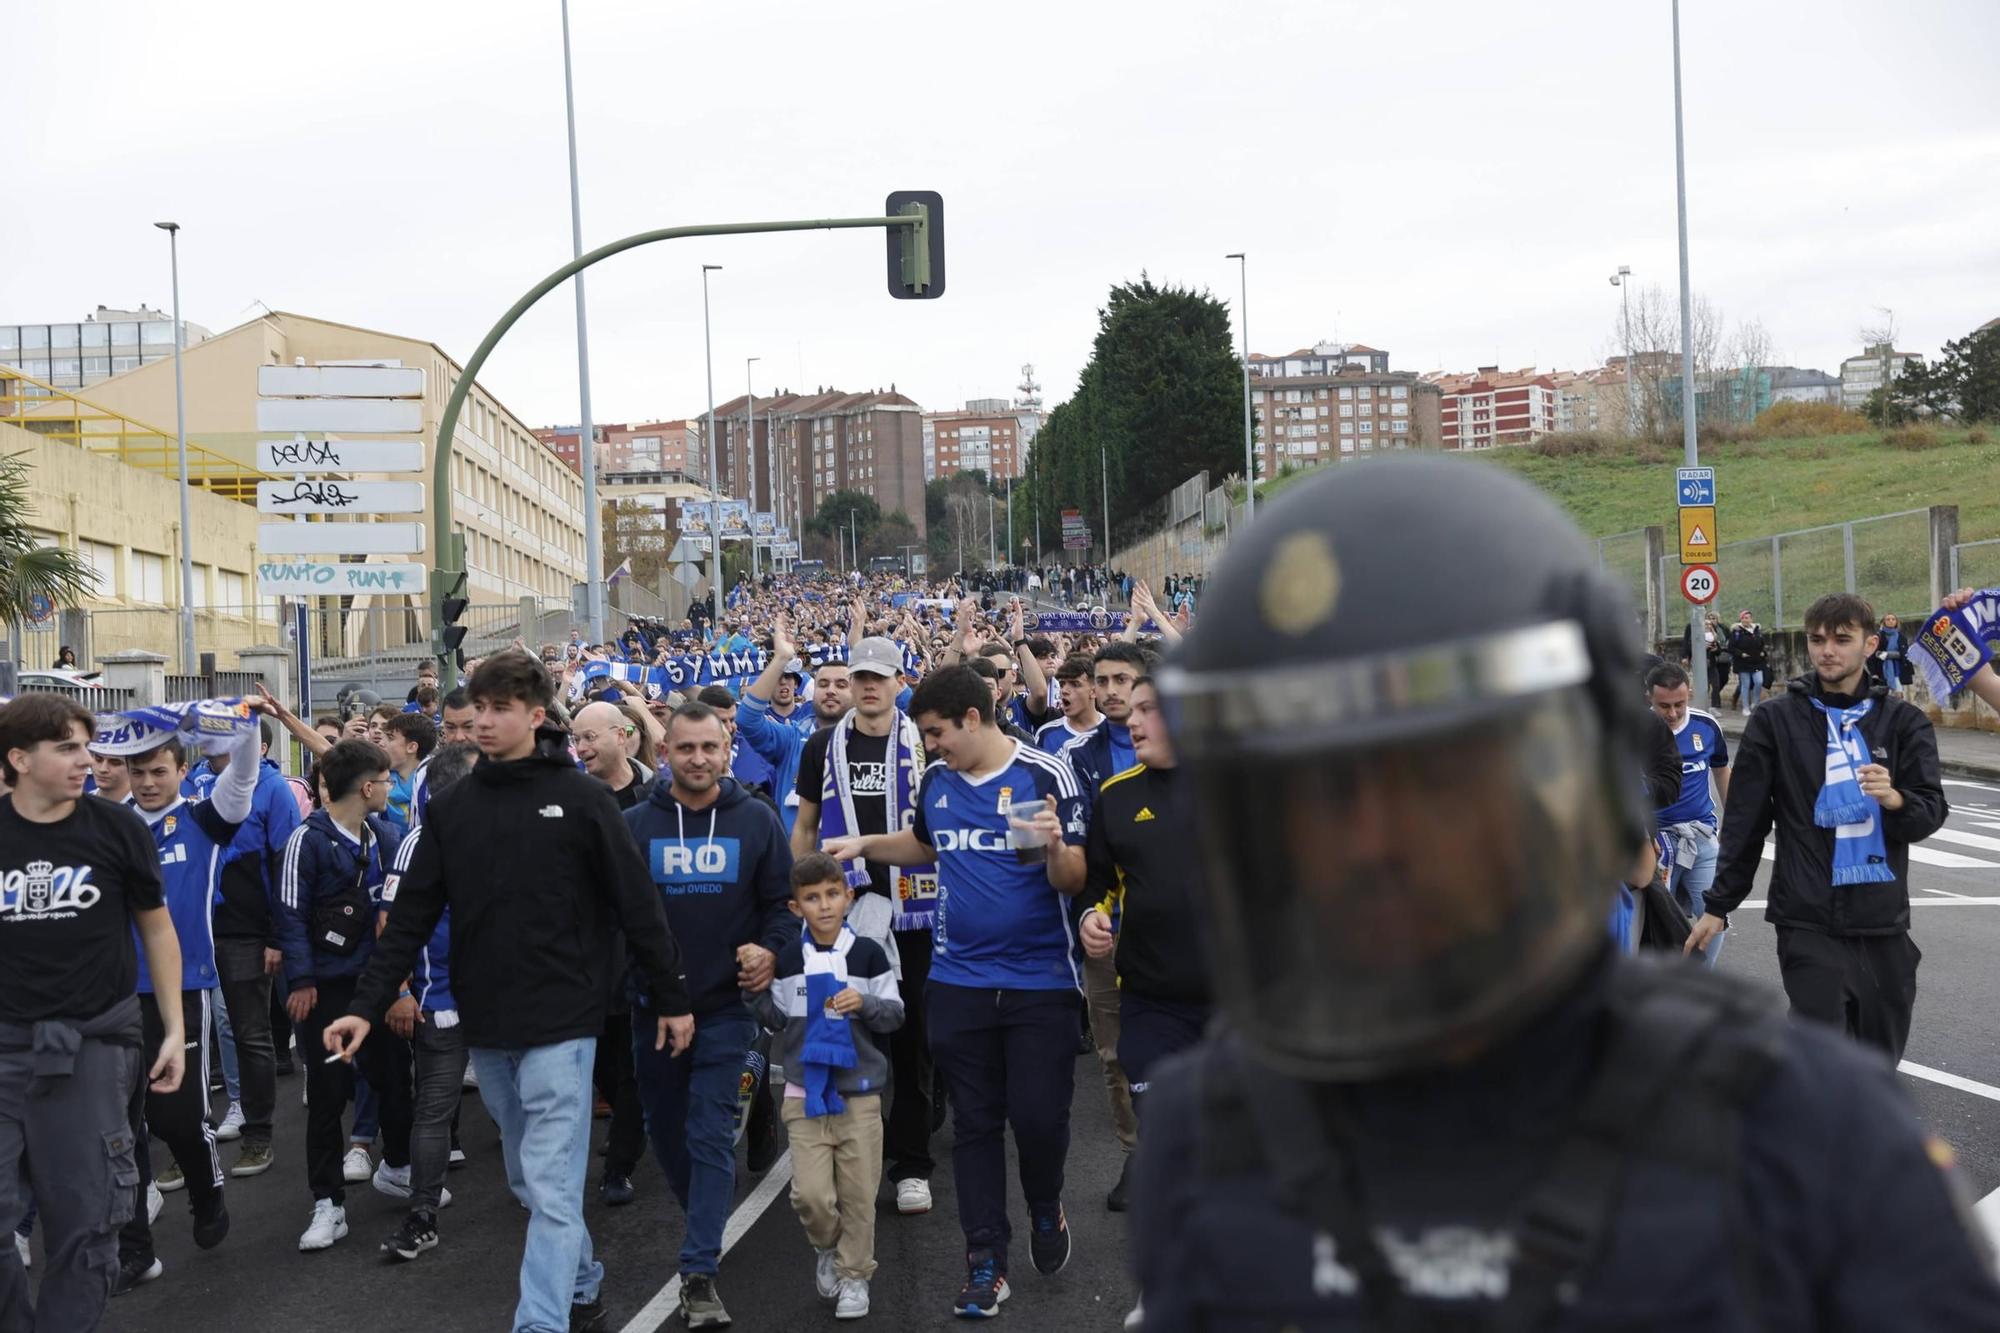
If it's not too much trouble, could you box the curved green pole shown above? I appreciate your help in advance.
[431,212,917,670]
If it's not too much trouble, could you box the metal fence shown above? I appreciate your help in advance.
[9,677,136,711]
[1951,539,2000,591]
[1594,529,1658,639]
[1655,507,1937,630]
[303,601,574,708]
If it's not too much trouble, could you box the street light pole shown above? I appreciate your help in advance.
[1226,252,1254,521]
[746,355,761,579]
[155,221,196,676]
[701,264,722,611]
[1672,0,1704,689]
[1611,265,1634,435]
[559,0,604,644]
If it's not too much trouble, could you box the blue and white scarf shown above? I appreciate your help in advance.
[800,925,858,1118]
[90,698,260,757]
[820,710,937,932]
[1808,698,1894,886]
[1911,589,2000,701]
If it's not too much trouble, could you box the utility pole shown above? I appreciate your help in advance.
[746,355,761,579]
[701,264,722,611]
[1672,0,1704,690]
[154,221,196,675]
[1611,265,1635,435]
[559,0,604,643]
[1227,252,1254,521]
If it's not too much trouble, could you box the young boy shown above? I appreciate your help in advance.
[746,853,904,1321]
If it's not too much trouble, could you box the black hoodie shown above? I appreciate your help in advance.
[623,775,795,1017]
[1709,674,1947,935]
[351,723,690,1047]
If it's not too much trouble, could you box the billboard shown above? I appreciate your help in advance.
[678,501,714,534]
[716,500,750,537]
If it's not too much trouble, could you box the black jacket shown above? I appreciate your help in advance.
[351,724,690,1047]
[1727,623,1768,672]
[1643,711,1683,812]
[1708,675,1947,935]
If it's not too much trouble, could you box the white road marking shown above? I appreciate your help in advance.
[1733,898,2000,907]
[1942,779,2000,791]
[616,1152,795,1333]
[1757,841,1997,870]
[1928,827,2000,855]
[1898,1061,2000,1104]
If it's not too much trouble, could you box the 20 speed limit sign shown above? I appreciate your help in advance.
[1681,564,1719,605]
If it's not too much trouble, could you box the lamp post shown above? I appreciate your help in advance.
[154,221,196,675]
[1672,0,1703,690]
[1610,265,1634,435]
[746,355,761,579]
[559,0,604,643]
[701,264,722,609]
[1226,252,1253,521]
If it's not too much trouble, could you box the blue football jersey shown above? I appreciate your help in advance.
[1658,711,1728,827]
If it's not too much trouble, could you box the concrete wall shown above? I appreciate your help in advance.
[4,420,279,668]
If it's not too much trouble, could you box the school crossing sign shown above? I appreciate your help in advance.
[1676,466,1717,566]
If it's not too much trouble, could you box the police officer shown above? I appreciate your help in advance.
[1135,455,2000,1331]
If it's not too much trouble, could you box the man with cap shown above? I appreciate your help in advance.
[795,632,941,1219]
[1131,455,2000,1330]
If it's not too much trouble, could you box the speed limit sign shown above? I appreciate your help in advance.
[1681,564,1719,605]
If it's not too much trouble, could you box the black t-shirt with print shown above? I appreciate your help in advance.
[796,726,893,900]
[0,793,166,1023]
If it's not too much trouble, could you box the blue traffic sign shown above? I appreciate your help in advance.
[1676,467,1715,506]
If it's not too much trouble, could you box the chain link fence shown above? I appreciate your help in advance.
[1951,539,2000,592]
[1658,507,1938,631]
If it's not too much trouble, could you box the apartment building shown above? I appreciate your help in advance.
[1432,367,1558,449]
[1840,343,1922,411]
[922,397,1043,481]
[536,419,702,478]
[1244,343,1439,473]
[0,305,212,396]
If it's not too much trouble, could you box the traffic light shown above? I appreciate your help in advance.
[432,533,470,668]
[885,191,945,299]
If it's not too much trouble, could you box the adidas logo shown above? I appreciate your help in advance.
[539,805,565,818]
[933,794,949,809]
[1134,807,1155,822]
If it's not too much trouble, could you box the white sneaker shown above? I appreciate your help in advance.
[342,1146,372,1183]
[815,1246,839,1299]
[835,1277,869,1319]
[215,1102,245,1142]
[145,1182,163,1225]
[12,1231,27,1268]
[895,1178,932,1215]
[461,1065,479,1090]
[297,1200,348,1252]
[1124,1298,1145,1331]
[372,1162,412,1199]
[439,1185,453,1209]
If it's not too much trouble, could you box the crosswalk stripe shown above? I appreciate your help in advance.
[1735,898,2000,907]
[1927,827,2000,855]
[1758,841,1998,870]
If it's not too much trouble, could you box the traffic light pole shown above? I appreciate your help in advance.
[430,207,934,674]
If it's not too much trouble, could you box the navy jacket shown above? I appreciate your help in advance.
[274,809,403,988]
[624,776,794,1017]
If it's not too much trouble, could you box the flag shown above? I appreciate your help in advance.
[608,558,633,587]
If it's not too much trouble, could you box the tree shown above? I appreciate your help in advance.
[1895,322,2000,423]
[1603,283,1724,437]
[1022,276,1244,556]
[0,450,97,626]
[600,498,672,592]
[806,490,881,544]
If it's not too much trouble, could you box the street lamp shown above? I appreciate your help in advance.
[701,264,722,609]
[1226,252,1253,521]
[746,355,761,579]
[1610,265,1634,435]
[154,221,196,675]
[1671,0,1704,690]
[559,0,604,643]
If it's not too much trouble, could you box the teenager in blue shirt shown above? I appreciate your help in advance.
[1646,662,1730,966]
[825,665,1088,1318]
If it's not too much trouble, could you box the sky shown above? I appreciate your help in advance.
[8,0,1999,430]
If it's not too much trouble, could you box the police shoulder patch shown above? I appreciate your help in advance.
[1262,531,1341,637]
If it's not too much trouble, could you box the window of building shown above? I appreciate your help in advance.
[1392,402,1409,416]
[1392,419,1409,433]
[1360,419,1374,433]
[1391,386,1408,400]
[1340,421,1354,435]
[140,322,176,347]
[1341,436,1355,453]
[1358,386,1372,399]
[1339,404,1353,417]
[1338,387,1353,400]
[22,326,48,351]
[129,551,166,604]
[77,539,116,596]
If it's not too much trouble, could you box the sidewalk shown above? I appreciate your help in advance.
[1712,704,2000,783]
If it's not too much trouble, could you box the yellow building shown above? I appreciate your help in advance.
[21,310,588,609]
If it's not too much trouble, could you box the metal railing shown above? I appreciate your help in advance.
[1950,539,2000,591]
[0,364,272,502]
[11,678,136,711]
[1656,507,1935,629]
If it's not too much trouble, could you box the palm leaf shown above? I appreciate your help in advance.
[0,450,102,621]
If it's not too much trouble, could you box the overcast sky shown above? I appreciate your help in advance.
[9,0,1998,428]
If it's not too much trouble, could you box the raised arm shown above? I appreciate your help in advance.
[256,682,332,760]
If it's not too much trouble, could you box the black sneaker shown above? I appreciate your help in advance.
[600,1173,634,1206]
[1106,1156,1132,1213]
[1029,1202,1071,1276]
[570,1297,609,1332]
[382,1210,438,1262]
[112,1254,163,1296]
[191,1193,230,1250]
[954,1249,1010,1319]
[677,1273,731,1328]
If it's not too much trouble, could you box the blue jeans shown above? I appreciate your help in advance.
[1738,669,1764,711]
[632,1008,756,1276]
[1670,833,1723,968]
[471,1040,604,1333]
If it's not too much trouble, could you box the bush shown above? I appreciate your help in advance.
[1528,431,1612,458]
[1752,400,1869,439]
[1697,421,1756,447]
[1882,425,1943,451]
[1967,427,1989,446]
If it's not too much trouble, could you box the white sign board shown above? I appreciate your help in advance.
[258,438,425,473]
[257,480,425,515]
[256,561,428,597]
[256,398,425,435]
[258,522,426,556]
[257,365,425,399]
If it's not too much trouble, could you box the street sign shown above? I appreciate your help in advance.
[25,592,54,629]
[1679,505,1717,564]
[258,522,426,556]
[257,365,426,398]
[255,397,425,435]
[1681,564,1719,605]
[257,480,425,515]
[256,561,428,597]
[257,438,425,473]
[1676,466,1715,506]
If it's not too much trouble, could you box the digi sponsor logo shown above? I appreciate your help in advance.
[930,828,1012,855]
[2,860,103,918]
